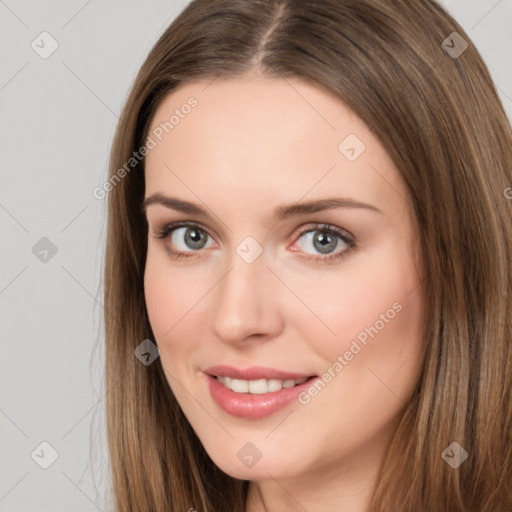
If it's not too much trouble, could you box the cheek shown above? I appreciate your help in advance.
[144,259,174,340]
[286,248,424,418]
[143,249,201,359]
[282,250,421,357]
[304,246,424,409]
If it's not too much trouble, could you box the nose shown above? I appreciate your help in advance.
[209,245,283,345]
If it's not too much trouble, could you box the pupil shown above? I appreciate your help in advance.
[186,228,206,249]
[314,231,336,253]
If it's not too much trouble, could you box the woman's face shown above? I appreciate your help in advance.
[143,75,425,485]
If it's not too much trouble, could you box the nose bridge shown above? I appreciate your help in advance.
[209,239,280,343]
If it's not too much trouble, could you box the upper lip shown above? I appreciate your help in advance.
[204,365,317,381]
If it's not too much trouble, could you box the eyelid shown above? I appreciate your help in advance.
[291,222,355,244]
[151,220,220,246]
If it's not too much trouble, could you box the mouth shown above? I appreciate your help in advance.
[205,371,320,420]
[212,374,317,394]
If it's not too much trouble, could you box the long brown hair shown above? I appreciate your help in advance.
[103,0,512,510]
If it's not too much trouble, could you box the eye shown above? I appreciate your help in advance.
[290,223,356,263]
[152,222,215,257]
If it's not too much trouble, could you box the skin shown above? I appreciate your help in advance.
[143,72,425,512]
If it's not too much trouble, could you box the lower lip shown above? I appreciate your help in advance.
[206,374,318,419]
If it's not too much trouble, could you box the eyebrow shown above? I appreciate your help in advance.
[142,193,383,221]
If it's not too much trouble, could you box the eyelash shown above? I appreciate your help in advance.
[152,221,357,264]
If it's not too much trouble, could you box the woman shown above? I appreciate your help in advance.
[103,0,512,510]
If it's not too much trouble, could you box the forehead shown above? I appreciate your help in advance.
[144,77,409,218]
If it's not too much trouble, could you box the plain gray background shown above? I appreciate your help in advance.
[1,1,511,510]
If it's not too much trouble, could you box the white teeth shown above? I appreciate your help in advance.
[231,379,249,393]
[248,379,268,394]
[267,379,284,392]
[216,376,308,394]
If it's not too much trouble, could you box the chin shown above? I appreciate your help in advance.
[202,441,303,481]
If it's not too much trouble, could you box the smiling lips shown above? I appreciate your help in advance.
[204,365,319,419]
